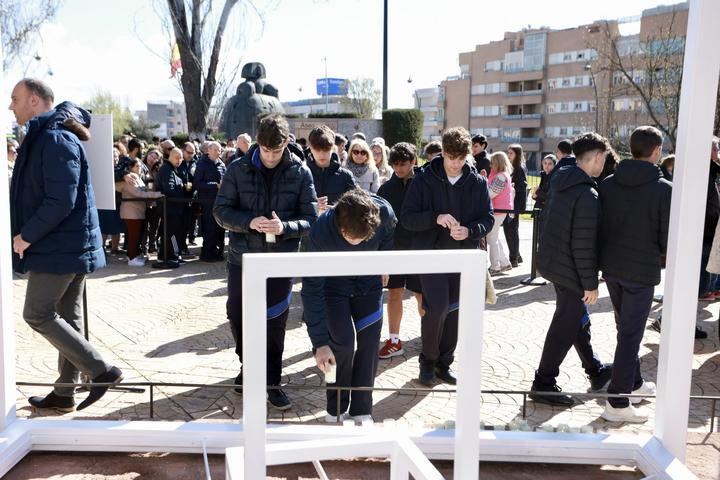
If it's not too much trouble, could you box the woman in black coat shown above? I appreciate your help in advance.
[503,144,528,267]
[532,154,557,210]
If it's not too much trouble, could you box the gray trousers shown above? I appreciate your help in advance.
[23,272,109,397]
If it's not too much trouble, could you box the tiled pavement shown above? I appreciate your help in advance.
[14,221,720,435]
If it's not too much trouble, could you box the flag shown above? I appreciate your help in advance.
[170,42,182,78]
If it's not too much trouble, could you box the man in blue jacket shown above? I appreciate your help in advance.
[402,127,494,386]
[9,78,122,412]
[214,113,317,410]
[302,189,396,423]
[195,141,227,261]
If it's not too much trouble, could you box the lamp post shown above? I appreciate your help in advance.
[584,62,600,132]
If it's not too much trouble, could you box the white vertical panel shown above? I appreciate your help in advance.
[655,0,720,461]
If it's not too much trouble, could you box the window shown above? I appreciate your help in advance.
[560,103,569,112]
[548,79,557,89]
[561,78,571,87]
[563,53,572,61]
[577,52,584,60]
[559,127,568,136]
[574,76,584,86]
[485,60,503,72]
[547,103,556,113]
[574,102,583,111]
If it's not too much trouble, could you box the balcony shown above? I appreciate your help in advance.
[504,89,543,97]
[501,137,542,150]
[500,114,542,129]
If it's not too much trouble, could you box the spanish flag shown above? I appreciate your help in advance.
[170,42,182,78]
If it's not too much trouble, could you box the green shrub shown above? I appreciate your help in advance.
[382,109,423,147]
[308,112,359,119]
[171,133,190,145]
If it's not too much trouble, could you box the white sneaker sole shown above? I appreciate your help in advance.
[379,348,404,359]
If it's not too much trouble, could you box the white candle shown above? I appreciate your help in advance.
[265,233,276,243]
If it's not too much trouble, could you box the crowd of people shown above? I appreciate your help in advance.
[7,77,718,426]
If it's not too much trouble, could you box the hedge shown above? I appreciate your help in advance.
[382,109,423,147]
[308,112,359,119]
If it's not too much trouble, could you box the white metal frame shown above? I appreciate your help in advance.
[0,0,718,478]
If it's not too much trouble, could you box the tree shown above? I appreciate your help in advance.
[592,7,686,151]
[83,92,133,139]
[160,0,270,140]
[127,116,161,142]
[345,78,381,119]
[0,0,61,71]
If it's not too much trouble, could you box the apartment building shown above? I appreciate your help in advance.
[414,87,441,141]
[440,3,687,170]
[146,100,188,138]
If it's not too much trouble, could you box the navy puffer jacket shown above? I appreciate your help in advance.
[301,195,396,348]
[10,102,105,274]
[213,143,318,265]
[305,151,356,205]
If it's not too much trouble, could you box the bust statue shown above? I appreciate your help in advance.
[220,62,285,140]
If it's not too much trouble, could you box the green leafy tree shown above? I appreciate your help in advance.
[83,92,133,139]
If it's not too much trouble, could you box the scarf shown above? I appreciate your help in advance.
[347,159,370,179]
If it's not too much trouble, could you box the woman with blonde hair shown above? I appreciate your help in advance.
[346,138,380,193]
[487,151,514,273]
[371,141,392,184]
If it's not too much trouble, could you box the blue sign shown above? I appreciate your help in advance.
[316,78,347,96]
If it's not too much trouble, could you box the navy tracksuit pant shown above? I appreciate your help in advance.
[605,275,654,408]
[326,293,383,416]
[419,273,460,368]
[200,199,225,259]
[534,284,603,388]
[226,261,293,386]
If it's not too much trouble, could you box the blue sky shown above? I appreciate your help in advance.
[3,0,672,118]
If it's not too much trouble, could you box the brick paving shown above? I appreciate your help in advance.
[14,220,720,435]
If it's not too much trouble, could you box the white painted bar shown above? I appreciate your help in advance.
[655,0,720,461]
[0,24,17,432]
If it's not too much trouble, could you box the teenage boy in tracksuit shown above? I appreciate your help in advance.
[305,125,357,212]
[377,142,424,359]
[598,126,671,423]
[214,113,318,411]
[531,132,612,406]
[302,189,396,423]
[402,127,494,385]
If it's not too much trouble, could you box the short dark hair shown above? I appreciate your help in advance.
[333,189,381,240]
[256,113,290,148]
[297,137,307,147]
[630,126,664,159]
[557,139,573,155]
[308,125,335,150]
[572,132,609,161]
[128,138,143,153]
[334,133,347,146]
[20,78,54,104]
[424,141,442,158]
[442,127,472,158]
[471,134,488,147]
[126,158,142,171]
[388,142,417,165]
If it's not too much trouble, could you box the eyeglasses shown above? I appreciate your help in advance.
[351,150,368,156]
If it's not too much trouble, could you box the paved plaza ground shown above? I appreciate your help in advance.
[9,220,720,479]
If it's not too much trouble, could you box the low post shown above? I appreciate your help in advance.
[520,208,547,286]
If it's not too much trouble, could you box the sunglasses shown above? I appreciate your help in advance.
[351,150,368,156]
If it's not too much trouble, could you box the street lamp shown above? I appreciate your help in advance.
[584,62,600,132]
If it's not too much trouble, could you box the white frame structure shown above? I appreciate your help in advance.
[0,0,718,478]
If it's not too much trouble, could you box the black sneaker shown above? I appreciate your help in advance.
[587,364,613,393]
[29,392,75,413]
[267,388,291,410]
[233,371,243,395]
[529,384,574,406]
[695,326,708,339]
[418,361,435,386]
[517,255,524,264]
[77,366,123,411]
[435,366,457,385]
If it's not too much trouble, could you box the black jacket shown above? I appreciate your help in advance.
[194,154,226,202]
[377,168,420,249]
[301,195,396,348]
[534,171,550,210]
[401,156,494,250]
[213,143,318,265]
[705,161,720,244]
[306,152,356,204]
[474,151,490,176]
[537,165,600,295]
[598,160,672,286]
[156,162,186,214]
[512,164,528,212]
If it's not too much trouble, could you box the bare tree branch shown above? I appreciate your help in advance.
[0,0,61,72]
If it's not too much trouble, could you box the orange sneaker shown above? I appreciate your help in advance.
[378,338,404,359]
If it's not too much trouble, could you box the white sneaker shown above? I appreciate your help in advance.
[601,403,648,423]
[128,256,146,267]
[352,414,374,425]
[325,412,350,423]
[630,381,656,405]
